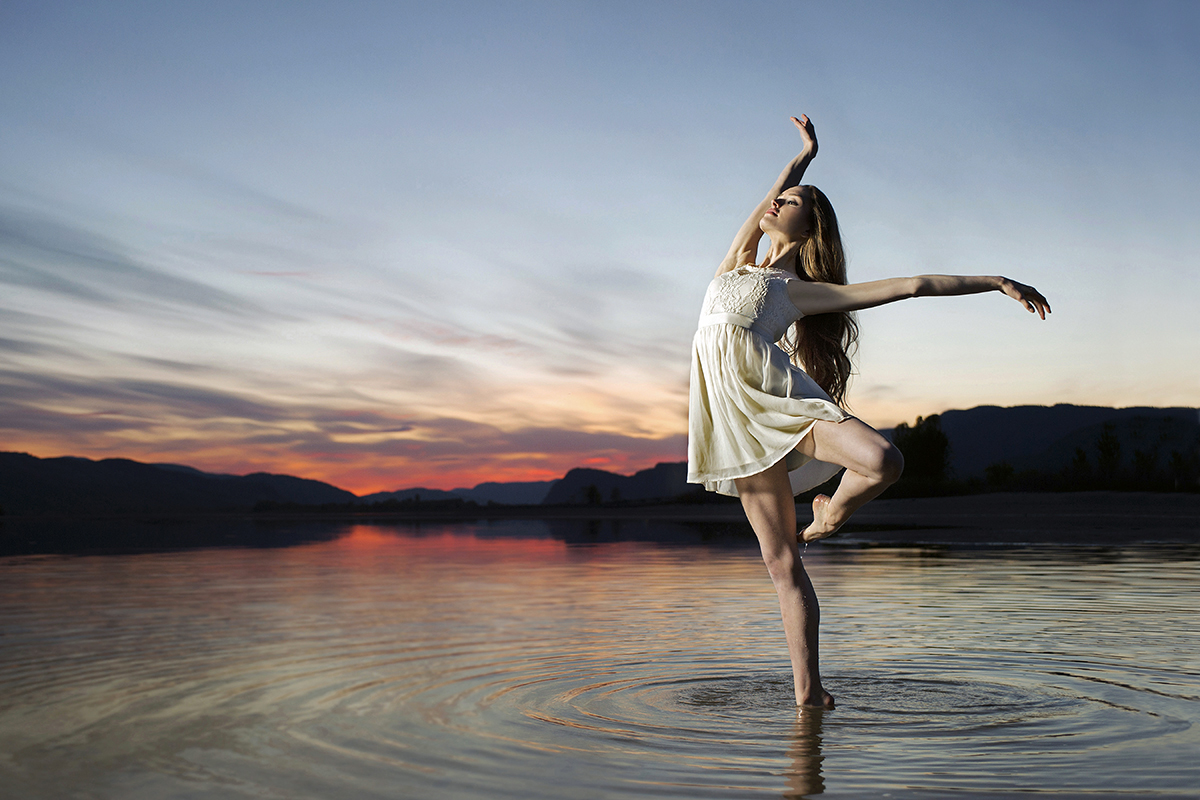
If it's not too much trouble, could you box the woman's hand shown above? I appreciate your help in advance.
[792,114,817,158]
[998,278,1052,319]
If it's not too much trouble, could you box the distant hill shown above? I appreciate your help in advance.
[543,462,689,505]
[0,452,559,516]
[0,452,356,516]
[926,405,1198,478]
[361,480,557,506]
[356,487,461,504]
[452,480,558,505]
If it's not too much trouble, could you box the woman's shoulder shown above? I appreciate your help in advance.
[715,259,747,277]
[714,259,802,284]
[750,263,800,281]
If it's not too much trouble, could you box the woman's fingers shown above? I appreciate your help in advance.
[1022,289,1050,319]
[1035,293,1051,318]
[1002,278,1050,319]
[792,114,817,154]
[1026,287,1050,317]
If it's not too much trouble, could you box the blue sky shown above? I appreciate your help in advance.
[2,0,1197,491]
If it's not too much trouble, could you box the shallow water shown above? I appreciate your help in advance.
[1,519,1197,799]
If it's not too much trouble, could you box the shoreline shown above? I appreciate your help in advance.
[824,491,1200,545]
[2,491,1197,548]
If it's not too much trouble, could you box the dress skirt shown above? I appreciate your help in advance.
[687,323,849,497]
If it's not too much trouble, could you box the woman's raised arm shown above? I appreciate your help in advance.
[787,274,1052,318]
[716,115,818,277]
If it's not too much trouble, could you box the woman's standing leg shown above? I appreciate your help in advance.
[735,459,833,709]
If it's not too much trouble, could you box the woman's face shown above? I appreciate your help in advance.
[760,185,815,242]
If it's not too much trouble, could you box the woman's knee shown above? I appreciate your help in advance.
[878,441,904,485]
[858,438,903,485]
[761,545,801,585]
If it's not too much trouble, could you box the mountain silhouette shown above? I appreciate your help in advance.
[0,453,355,516]
[360,480,557,506]
[3,404,1194,516]
[932,405,1198,477]
[542,462,689,505]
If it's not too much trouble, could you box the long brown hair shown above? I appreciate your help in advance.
[780,186,858,406]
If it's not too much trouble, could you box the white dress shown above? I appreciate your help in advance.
[688,265,848,497]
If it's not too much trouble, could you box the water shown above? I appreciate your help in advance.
[1,519,1197,799]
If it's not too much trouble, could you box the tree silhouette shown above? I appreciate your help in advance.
[1096,423,1121,481]
[1167,450,1198,491]
[985,461,1014,487]
[892,414,951,484]
[1132,449,1158,487]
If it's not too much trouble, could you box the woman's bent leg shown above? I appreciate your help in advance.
[794,417,904,540]
[735,460,834,709]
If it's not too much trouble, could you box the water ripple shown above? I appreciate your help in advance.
[1,528,1198,799]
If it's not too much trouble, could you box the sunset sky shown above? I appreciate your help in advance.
[2,1,1197,494]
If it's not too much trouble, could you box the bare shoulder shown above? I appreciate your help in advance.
[714,258,750,278]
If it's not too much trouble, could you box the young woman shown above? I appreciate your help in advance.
[687,115,1050,709]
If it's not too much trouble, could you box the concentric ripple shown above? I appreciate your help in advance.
[1,523,1198,799]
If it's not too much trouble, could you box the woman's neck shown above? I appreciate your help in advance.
[759,240,802,276]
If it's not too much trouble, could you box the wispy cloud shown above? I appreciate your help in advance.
[0,205,262,316]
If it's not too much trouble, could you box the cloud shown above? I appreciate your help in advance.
[0,204,263,316]
[0,369,284,426]
[0,404,140,435]
[0,336,70,358]
[126,355,222,374]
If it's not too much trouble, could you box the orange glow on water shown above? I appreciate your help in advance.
[333,526,568,559]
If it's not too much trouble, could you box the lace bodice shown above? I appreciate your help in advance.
[700,266,803,342]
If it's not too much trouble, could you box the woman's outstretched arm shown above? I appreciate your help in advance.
[717,115,817,277]
[787,274,1052,319]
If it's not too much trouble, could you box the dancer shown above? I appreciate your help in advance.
[687,115,1050,709]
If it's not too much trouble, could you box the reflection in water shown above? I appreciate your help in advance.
[784,709,826,798]
[0,521,1198,799]
[0,515,757,557]
[0,515,348,555]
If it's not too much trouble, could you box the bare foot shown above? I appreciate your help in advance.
[798,494,842,542]
[798,690,835,710]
